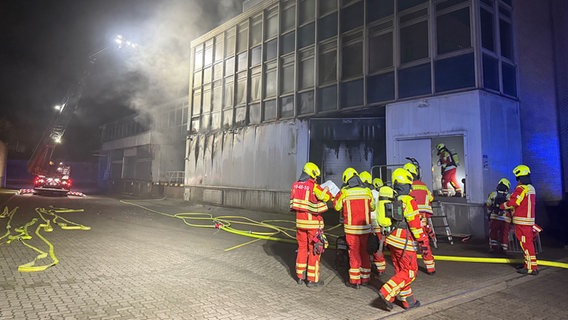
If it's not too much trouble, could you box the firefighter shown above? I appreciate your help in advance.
[436,143,462,197]
[375,168,426,311]
[404,162,436,275]
[485,178,512,254]
[334,168,375,289]
[290,162,332,287]
[370,177,387,275]
[501,165,539,275]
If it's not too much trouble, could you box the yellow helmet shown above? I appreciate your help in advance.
[498,178,511,190]
[303,162,320,179]
[379,184,395,199]
[513,164,530,177]
[392,168,413,185]
[436,143,445,151]
[359,171,372,185]
[403,163,418,177]
[342,167,358,184]
[373,178,384,189]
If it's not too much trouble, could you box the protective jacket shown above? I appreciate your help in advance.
[384,195,426,251]
[503,184,536,226]
[486,191,511,223]
[410,180,435,273]
[290,178,331,229]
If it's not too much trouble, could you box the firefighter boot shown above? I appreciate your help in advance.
[375,292,393,311]
[306,279,324,288]
[517,268,539,276]
[401,297,421,310]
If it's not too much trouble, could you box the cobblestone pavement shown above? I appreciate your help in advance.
[1,191,567,319]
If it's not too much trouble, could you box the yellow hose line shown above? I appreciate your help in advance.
[120,200,568,269]
[224,238,262,252]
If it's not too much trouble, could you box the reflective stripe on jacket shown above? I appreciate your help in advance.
[290,179,331,229]
[334,186,375,235]
[504,183,536,226]
[410,180,434,215]
[385,194,426,251]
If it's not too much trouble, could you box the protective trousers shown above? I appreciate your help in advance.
[489,219,510,252]
[420,223,435,273]
[441,167,461,195]
[379,244,418,308]
[515,224,538,272]
[372,232,386,273]
[296,228,321,283]
[346,233,371,285]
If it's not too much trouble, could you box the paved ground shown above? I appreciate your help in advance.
[0,190,567,319]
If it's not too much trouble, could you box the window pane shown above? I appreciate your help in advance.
[190,117,199,134]
[264,39,277,61]
[400,21,429,63]
[317,85,337,112]
[226,28,236,57]
[482,54,499,91]
[502,62,517,96]
[282,5,296,32]
[367,0,394,22]
[500,19,514,59]
[204,41,213,66]
[480,9,495,51]
[298,91,315,115]
[251,46,261,67]
[212,82,223,112]
[280,32,296,55]
[319,49,337,84]
[200,114,210,132]
[211,111,221,130]
[342,41,363,79]
[192,90,201,116]
[319,0,337,16]
[225,57,235,76]
[340,79,363,108]
[213,62,223,80]
[224,79,234,108]
[203,67,212,84]
[266,9,279,39]
[280,95,295,118]
[215,34,224,62]
[235,106,247,126]
[238,24,248,53]
[435,53,475,92]
[341,2,364,33]
[223,109,233,128]
[398,63,431,98]
[236,73,247,105]
[299,56,315,89]
[237,52,248,72]
[194,46,203,70]
[249,103,261,124]
[367,72,395,103]
[250,72,261,101]
[299,0,315,25]
[193,71,202,88]
[202,89,211,113]
[265,67,277,97]
[298,22,315,49]
[437,8,471,55]
[251,16,262,47]
[281,61,295,94]
[368,32,393,73]
[318,13,337,42]
[263,99,277,121]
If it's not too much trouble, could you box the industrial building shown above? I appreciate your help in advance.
[183,0,567,239]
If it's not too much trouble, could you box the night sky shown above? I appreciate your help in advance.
[0,0,244,160]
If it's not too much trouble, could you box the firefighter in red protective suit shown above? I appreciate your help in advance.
[375,168,426,311]
[290,162,332,287]
[436,143,462,197]
[501,165,539,275]
[334,168,375,289]
[404,162,436,275]
[485,178,512,254]
[370,177,387,275]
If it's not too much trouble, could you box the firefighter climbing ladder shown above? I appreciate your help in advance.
[430,201,454,245]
